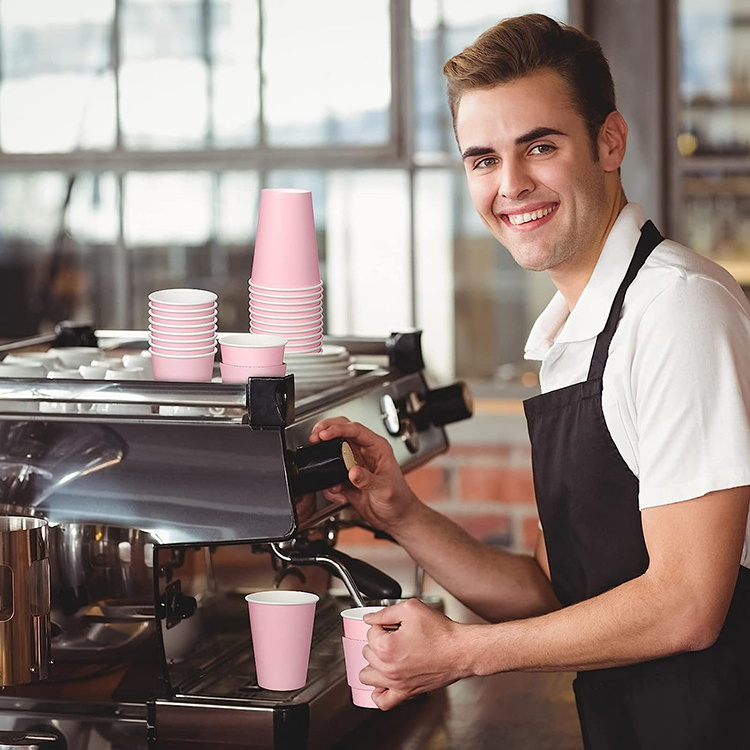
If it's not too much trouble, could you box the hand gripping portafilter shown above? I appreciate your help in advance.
[271,438,402,607]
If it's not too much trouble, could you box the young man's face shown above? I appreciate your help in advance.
[455,70,619,277]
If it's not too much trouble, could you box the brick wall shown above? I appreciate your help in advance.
[336,398,540,591]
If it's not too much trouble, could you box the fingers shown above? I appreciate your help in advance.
[310,418,386,450]
[363,603,403,629]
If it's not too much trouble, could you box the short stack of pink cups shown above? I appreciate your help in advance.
[148,289,218,382]
[218,333,287,383]
[249,188,324,354]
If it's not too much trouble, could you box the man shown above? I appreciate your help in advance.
[310,14,750,749]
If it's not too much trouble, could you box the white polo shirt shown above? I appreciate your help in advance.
[524,203,750,565]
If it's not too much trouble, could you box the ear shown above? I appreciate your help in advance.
[597,111,628,172]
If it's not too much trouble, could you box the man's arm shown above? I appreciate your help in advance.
[389,500,560,622]
[363,486,749,709]
[309,418,560,622]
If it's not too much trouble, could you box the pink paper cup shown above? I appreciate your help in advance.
[149,332,217,345]
[149,320,217,335]
[220,362,287,383]
[249,295,324,310]
[251,189,321,289]
[151,351,215,382]
[245,590,319,691]
[150,300,216,312]
[249,285,323,302]
[149,310,217,324]
[149,342,217,356]
[219,334,286,366]
[340,607,384,640]
[250,280,323,293]
[148,288,217,306]
[341,636,378,709]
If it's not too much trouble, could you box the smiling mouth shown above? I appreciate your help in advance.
[503,204,558,227]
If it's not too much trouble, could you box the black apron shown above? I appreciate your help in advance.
[523,221,750,750]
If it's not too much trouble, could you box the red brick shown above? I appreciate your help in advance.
[446,512,512,548]
[445,443,513,460]
[337,526,381,546]
[522,515,542,554]
[459,466,535,504]
[405,464,450,502]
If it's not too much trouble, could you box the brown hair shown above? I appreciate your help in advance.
[443,14,616,156]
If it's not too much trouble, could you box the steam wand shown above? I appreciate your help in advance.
[269,542,367,607]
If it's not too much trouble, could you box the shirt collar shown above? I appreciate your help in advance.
[525,202,647,361]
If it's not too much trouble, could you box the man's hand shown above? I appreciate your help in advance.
[309,417,421,533]
[359,599,473,710]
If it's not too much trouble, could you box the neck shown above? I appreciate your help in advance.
[550,188,628,311]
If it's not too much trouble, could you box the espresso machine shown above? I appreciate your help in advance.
[0,329,472,749]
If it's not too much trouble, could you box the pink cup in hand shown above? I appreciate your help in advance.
[246,590,319,691]
[251,189,321,289]
[340,607,384,640]
[341,636,378,709]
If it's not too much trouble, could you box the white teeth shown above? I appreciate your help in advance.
[508,206,554,225]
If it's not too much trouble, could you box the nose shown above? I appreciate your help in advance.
[497,156,534,200]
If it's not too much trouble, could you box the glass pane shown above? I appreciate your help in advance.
[677,0,750,156]
[0,0,116,152]
[119,0,208,149]
[263,0,391,146]
[325,171,412,336]
[124,171,216,327]
[681,173,750,285]
[0,172,120,335]
[210,0,260,147]
[412,0,569,154]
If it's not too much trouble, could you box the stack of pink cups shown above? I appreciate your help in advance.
[249,188,323,354]
[219,333,287,383]
[148,289,218,382]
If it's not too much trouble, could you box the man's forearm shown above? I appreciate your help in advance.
[390,501,560,622]
[460,570,713,676]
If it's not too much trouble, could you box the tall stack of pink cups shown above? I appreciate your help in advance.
[148,289,218,381]
[249,188,323,354]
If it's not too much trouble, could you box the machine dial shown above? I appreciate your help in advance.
[380,394,402,436]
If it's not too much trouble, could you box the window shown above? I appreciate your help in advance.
[0,0,571,383]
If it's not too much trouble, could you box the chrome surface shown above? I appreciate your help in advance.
[0,517,50,686]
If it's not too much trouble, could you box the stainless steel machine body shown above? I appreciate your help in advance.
[0,331,471,749]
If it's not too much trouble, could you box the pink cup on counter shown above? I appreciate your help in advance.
[220,361,287,383]
[219,334,286,367]
[251,189,321,289]
[245,590,319,691]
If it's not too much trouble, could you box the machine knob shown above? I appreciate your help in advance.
[423,382,473,427]
[293,438,358,495]
[400,418,420,454]
[380,394,402,436]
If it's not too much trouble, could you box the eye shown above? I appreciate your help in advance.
[473,156,498,170]
[528,143,555,156]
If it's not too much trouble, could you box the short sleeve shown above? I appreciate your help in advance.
[631,274,750,508]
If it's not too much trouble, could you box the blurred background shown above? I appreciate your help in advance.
[0,0,748,388]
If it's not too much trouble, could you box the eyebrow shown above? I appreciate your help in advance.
[460,127,566,160]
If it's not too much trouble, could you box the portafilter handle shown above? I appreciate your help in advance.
[291,437,357,495]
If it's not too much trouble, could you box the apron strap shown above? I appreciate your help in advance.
[587,220,664,381]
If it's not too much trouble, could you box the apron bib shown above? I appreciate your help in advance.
[524,221,750,749]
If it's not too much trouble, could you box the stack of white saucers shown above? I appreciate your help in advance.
[286,345,353,394]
